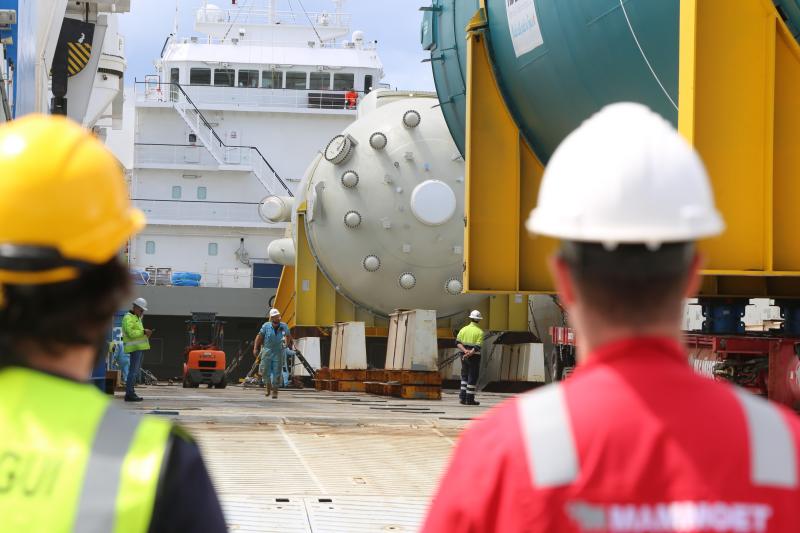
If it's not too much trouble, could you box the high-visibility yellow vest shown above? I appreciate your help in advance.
[457,322,484,348]
[0,366,172,533]
[121,312,150,353]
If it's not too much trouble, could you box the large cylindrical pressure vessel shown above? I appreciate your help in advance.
[423,0,679,162]
[421,0,477,156]
[294,90,483,317]
[424,1,800,162]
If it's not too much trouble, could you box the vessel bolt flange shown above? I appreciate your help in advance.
[363,255,381,272]
[344,210,362,228]
[445,278,463,295]
[403,110,421,128]
[341,170,359,188]
[399,272,417,289]
[369,132,388,150]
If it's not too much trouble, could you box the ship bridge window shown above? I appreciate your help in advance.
[364,74,373,94]
[214,69,235,87]
[145,241,156,255]
[262,70,282,88]
[286,71,308,90]
[238,70,258,88]
[189,68,211,85]
[310,72,331,90]
[334,73,355,91]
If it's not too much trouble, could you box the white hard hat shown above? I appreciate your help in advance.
[133,297,148,311]
[469,310,483,321]
[269,308,281,318]
[526,102,725,248]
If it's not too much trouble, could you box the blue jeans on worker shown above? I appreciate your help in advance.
[126,350,143,399]
[260,348,284,390]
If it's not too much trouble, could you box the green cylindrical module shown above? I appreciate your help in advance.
[423,0,800,163]
[422,0,679,163]
[421,0,478,156]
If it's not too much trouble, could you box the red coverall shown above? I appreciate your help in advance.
[422,337,800,532]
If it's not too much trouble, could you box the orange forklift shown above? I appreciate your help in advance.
[182,312,227,389]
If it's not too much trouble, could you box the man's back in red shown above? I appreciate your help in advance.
[421,103,800,533]
[422,337,800,532]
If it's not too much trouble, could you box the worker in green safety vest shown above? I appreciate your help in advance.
[456,310,485,406]
[121,297,152,402]
[0,115,226,532]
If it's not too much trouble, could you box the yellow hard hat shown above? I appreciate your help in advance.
[0,114,145,284]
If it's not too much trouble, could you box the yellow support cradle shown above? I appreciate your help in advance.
[463,8,557,295]
[680,0,800,298]
[462,1,800,299]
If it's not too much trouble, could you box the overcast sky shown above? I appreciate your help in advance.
[118,0,435,91]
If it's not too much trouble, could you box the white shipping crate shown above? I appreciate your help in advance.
[329,322,367,369]
[498,345,514,381]
[501,343,546,382]
[294,337,321,377]
[385,309,438,371]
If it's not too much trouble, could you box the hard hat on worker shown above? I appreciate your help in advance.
[468,310,483,321]
[269,308,281,318]
[526,102,724,247]
[0,114,145,285]
[133,297,148,312]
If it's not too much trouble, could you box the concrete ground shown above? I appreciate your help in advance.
[118,383,514,532]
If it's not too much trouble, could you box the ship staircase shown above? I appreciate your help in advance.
[170,82,293,197]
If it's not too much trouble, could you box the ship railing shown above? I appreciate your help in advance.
[136,81,361,112]
[131,198,269,226]
[178,37,375,50]
[135,81,293,197]
[130,267,282,289]
[177,34,370,52]
[195,7,352,29]
[183,85,362,111]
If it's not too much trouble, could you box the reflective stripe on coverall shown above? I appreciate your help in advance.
[422,337,800,532]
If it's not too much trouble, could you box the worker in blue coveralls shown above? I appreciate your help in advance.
[254,308,292,399]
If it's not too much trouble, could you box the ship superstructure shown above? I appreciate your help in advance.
[128,1,384,373]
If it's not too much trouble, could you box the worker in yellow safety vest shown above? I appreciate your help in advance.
[456,310,485,405]
[0,115,226,533]
[121,296,152,401]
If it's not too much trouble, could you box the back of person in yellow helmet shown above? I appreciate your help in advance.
[0,115,226,532]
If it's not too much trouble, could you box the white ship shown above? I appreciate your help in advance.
[126,0,384,368]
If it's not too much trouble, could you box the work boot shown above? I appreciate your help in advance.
[124,395,143,402]
[466,398,480,406]
[459,398,467,405]
[272,389,278,399]
[265,383,272,397]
